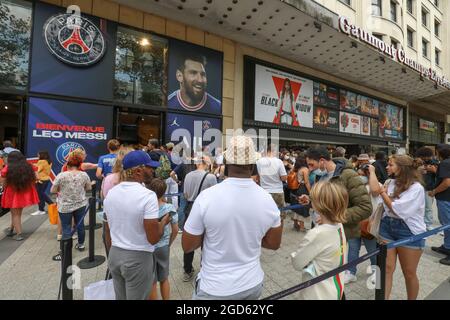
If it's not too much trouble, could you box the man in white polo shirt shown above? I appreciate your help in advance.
[182,136,283,300]
[104,150,172,300]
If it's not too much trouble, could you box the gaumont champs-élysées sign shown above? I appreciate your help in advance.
[339,16,450,90]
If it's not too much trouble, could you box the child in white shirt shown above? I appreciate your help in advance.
[291,181,348,300]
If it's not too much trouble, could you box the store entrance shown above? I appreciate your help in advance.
[116,108,162,149]
[0,95,23,150]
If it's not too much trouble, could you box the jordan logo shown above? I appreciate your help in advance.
[170,118,180,127]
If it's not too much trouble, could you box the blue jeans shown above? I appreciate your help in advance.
[59,206,86,244]
[424,194,434,228]
[347,237,378,275]
[178,196,187,231]
[436,200,450,250]
[36,181,53,211]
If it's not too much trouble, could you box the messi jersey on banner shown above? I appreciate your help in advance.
[168,90,221,115]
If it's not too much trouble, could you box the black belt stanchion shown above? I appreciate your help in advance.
[85,181,102,230]
[60,238,73,300]
[375,244,387,300]
[77,197,106,269]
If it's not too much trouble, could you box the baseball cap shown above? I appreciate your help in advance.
[122,150,160,170]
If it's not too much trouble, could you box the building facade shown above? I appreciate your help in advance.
[0,0,449,168]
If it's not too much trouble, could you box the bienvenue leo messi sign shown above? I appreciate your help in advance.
[339,16,450,90]
[254,64,314,128]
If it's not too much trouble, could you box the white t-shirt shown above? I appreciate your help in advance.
[184,178,281,296]
[256,157,287,193]
[383,180,426,235]
[104,182,159,252]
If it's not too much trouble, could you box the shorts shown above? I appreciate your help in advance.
[270,193,285,208]
[270,193,286,218]
[153,246,170,282]
[379,216,425,250]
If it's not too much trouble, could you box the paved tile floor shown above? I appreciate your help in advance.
[0,204,448,300]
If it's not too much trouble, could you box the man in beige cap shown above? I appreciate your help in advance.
[182,136,283,300]
[357,153,370,169]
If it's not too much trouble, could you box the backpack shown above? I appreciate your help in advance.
[155,154,172,180]
[287,171,300,190]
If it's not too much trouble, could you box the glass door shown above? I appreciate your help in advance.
[0,95,23,151]
[116,109,162,149]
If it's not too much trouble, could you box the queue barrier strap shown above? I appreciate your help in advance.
[264,223,450,300]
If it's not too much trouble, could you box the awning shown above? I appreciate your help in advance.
[112,0,449,111]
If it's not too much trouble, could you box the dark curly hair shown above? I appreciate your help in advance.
[5,151,36,192]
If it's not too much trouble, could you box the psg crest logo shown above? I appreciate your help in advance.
[56,142,85,165]
[43,12,106,67]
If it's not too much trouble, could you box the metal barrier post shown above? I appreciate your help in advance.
[77,197,106,269]
[61,237,73,300]
[375,244,387,300]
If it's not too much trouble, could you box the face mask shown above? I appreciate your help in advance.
[314,169,326,176]
[360,176,369,184]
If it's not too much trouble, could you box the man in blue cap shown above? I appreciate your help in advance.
[104,150,172,300]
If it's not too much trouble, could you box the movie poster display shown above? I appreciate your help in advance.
[313,82,339,109]
[340,89,360,113]
[371,118,379,137]
[26,97,113,175]
[313,107,339,131]
[379,103,404,139]
[254,64,313,128]
[339,112,361,134]
[167,39,223,115]
[361,116,371,136]
[360,96,379,117]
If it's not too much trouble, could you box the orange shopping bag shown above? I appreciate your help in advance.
[48,204,58,225]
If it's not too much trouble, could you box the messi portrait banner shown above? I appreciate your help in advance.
[26,97,113,174]
[254,64,313,128]
[167,39,223,115]
[166,112,222,149]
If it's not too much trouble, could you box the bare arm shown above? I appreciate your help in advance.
[104,219,112,252]
[261,222,283,250]
[81,162,98,171]
[280,175,288,182]
[302,169,311,193]
[169,223,179,247]
[95,167,103,180]
[182,231,203,253]
[431,178,450,196]
[143,214,171,245]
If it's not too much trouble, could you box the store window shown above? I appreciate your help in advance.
[114,26,168,106]
[371,0,382,16]
[0,0,32,91]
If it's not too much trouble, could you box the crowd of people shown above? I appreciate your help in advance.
[0,137,449,301]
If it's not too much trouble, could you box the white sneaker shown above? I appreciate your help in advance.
[72,234,78,240]
[57,234,62,241]
[31,210,44,216]
[368,272,376,286]
[344,271,357,284]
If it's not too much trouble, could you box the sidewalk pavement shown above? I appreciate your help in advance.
[0,205,448,300]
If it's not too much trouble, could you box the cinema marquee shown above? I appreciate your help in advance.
[338,16,450,90]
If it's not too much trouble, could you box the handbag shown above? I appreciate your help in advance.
[48,203,59,225]
[368,203,384,239]
[0,185,10,218]
[84,279,115,300]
